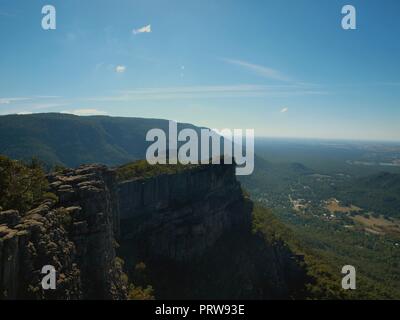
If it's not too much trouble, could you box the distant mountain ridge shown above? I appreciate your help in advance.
[0,113,202,167]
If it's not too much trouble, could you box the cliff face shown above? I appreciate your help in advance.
[116,164,307,299]
[1,162,306,300]
[47,165,126,299]
[118,164,252,261]
[0,165,127,300]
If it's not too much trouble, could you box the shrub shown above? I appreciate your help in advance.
[43,192,59,203]
[127,284,154,300]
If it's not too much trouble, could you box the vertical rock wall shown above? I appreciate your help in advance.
[118,164,252,261]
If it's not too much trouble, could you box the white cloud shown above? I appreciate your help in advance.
[17,111,33,115]
[281,107,288,113]
[115,65,126,73]
[61,109,108,116]
[132,24,151,35]
[223,58,291,82]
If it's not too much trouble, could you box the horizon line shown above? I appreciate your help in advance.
[1,112,400,144]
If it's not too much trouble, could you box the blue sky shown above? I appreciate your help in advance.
[0,0,399,141]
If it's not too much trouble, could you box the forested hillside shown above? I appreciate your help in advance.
[0,113,202,168]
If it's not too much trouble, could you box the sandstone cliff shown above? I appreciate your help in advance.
[1,162,306,300]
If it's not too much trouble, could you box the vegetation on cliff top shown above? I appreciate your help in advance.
[116,160,198,181]
[0,155,50,213]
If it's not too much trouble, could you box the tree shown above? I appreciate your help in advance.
[0,155,48,213]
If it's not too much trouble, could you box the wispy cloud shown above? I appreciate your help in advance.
[280,107,288,113]
[94,62,105,71]
[0,96,67,115]
[66,33,77,41]
[0,97,31,104]
[0,96,61,105]
[28,103,68,110]
[222,58,291,82]
[0,11,15,18]
[375,82,400,87]
[34,95,62,99]
[1,84,326,116]
[61,109,108,116]
[115,65,127,73]
[132,24,151,35]
[87,84,326,102]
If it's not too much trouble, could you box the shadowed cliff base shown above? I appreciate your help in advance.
[119,224,309,300]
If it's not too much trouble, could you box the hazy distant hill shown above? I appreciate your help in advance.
[359,172,400,191]
[339,172,400,218]
[0,113,202,167]
[239,154,315,193]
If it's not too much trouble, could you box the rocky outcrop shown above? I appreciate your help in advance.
[0,201,81,299]
[0,165,127,300]
[47,164,126,299]
[118,164,252,261]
